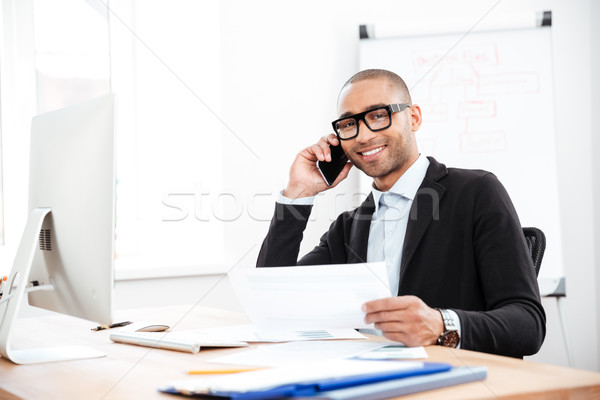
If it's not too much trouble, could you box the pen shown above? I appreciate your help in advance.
[92,321,133,331]
[0,276,7,297]
[188,368,263,375]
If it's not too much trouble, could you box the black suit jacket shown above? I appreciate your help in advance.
[257,157,545,358]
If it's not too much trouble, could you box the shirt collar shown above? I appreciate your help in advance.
[371,154,430,214]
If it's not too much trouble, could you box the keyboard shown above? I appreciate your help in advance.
[109,331,249,354]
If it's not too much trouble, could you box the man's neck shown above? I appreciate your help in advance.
[372,154,420,191]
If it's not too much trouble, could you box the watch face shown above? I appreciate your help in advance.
[438,330,460,348]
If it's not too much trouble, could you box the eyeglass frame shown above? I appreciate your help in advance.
[331,103,411,141]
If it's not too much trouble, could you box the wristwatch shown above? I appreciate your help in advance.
[436,309,460,348]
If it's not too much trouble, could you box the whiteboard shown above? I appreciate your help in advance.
[359,27,563,279]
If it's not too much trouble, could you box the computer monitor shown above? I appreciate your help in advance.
[0,94,116,364]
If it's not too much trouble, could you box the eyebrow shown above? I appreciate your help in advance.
[338,103,388,119]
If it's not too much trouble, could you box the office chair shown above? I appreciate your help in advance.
[522,227,574,368]
[522,227,546,276]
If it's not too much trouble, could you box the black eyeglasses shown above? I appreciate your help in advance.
[331,103,411,140]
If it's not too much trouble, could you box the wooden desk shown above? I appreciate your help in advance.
[0,305,599,400]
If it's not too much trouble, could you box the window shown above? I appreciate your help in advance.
[31,0,225,278]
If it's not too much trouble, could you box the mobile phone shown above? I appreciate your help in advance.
[317,143,349,186]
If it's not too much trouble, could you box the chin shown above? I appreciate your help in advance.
[361,163,400,180]
[357,166,387,179]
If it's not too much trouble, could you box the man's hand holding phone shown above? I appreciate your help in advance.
[283,134,352,199]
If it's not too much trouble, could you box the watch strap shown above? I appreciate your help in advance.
[438,308,458,331]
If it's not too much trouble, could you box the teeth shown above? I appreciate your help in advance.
[362,146,383,156]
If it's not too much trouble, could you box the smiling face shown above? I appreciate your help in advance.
[337,77,422,191]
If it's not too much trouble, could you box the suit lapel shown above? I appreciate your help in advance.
[399,158,447,284]
[347,193,375,264]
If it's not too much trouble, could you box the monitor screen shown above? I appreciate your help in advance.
[0,94,116,364]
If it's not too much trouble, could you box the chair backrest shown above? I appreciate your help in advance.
[522,227,546,276]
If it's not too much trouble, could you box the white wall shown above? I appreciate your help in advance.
[591,0,600,370]
[3,0,599,372]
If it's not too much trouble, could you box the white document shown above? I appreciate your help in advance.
[353,344,428,360]
[190,324,365,342]
[210,340,390,367]
[229,262,390,331]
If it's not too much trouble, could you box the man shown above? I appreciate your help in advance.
[257,69,545,358]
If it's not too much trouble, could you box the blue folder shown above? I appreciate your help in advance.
[159,362,452,399]
[294,366,488,400]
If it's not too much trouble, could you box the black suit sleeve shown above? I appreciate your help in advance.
[256,203,336,267]
[454,173,546,357]
[256,202,353,267]
[256,203,312,267]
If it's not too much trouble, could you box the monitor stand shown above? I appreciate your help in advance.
[0,208,106,364]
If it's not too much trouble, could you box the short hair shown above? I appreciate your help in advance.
[339,69,412,104]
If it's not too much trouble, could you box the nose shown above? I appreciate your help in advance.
[355,119,377,143]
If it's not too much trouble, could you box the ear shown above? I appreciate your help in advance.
[409,104,423,132]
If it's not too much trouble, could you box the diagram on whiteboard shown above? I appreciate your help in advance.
[409,42,543,157]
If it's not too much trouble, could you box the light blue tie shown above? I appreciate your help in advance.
[367,193,388,264]
[368,192,409,296]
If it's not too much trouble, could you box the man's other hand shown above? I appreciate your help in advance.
[362,295,444,347]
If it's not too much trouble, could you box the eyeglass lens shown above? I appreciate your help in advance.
[335,108,390,139]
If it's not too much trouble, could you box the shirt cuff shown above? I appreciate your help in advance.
[277,190,315,205]
[447,309,462,349]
